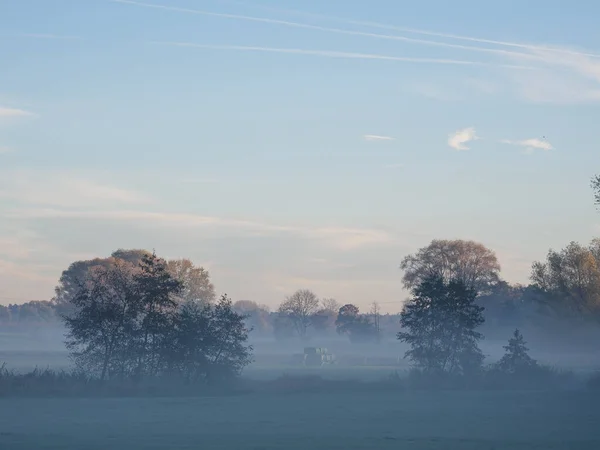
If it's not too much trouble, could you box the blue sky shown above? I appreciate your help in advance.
[1,0,600,311]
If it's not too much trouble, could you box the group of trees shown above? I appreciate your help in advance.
[395,176,600,377]
[272,290,383,342]
[60,251,251,383]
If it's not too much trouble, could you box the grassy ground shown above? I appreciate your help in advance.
[0,390,598,449]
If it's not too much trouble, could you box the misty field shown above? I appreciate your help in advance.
[1,390,599,450]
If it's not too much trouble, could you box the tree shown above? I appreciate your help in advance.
[310,298,340,335]
[278,289,320,338]
[167,295,253,383]
[335,304,378,343]
[134,252,183,378]
[531,239,600,319]
[205,295,254,382]
[166,259,215,305]
[233,300,271,334]
[63,261,139,380]
[494,329,538,374]
[60,251,253,384]
[53,249,149,316]
[398,275,485,375]
[400,239,501,295]
[592,174,600,209]
[321,298,340,313]
[370,302,382,340]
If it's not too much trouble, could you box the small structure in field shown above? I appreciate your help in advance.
[291,347,336,367]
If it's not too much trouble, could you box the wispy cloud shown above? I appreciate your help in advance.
[119,1,548,69]
[448,127,479,151]
[0,171,150,208]
[384,163,404,169]
[501,138,553,153]
[155,42,520,68]
[364,134,395,142]
[137,0,600,104]
[4,207,394,250]
[0,146,13,154]
[0,107,34,118]
[228,1,600,59]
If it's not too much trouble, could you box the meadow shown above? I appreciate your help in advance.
[1,390,599,449]
[2,333,600,449]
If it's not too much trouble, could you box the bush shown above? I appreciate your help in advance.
[0,363,248,398]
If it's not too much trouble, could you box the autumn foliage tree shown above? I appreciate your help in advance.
[531,239,600,320]
[400,239,501,295]
[62,251,252,383]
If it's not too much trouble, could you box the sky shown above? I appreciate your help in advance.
[1,0,600,312]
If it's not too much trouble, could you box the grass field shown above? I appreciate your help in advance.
[1,390,598,449]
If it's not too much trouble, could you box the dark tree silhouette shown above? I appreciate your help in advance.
[63,261,139,381]
[398,275,485,375]
[167,295,252,383]
[335,304,378,343]
[278,289,320,338]
[63,251,252,384]
[495,329,538,374]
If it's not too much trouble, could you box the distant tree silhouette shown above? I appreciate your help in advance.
[398,275,485,375]
[495,329,538,374]
[278,289,320,338]
[336,304,378,343]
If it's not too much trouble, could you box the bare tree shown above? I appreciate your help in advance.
[278,289,320,338]
[321,298,340,313]
[400,239,501,295]
[370,301,381,338]
[167,258,215,305]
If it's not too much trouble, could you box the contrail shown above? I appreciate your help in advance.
[111,0,550,62]
[220,0,600,59]
[153,42,536,69]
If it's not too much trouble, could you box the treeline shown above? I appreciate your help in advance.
[4,238,600,346]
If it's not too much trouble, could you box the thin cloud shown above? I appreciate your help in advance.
[364,134,395,141]
[448,127,479,151]
[501,138,553,152]
[0,172,150,208]
[0,146,14,154]
[4,207,394,250]
[117,0,543,67]
[384,163,404,169]
[0,107,34,118]
[172,1,600,104]
[155,42,517,67]
[227,1,600,59]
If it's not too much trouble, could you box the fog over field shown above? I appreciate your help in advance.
[4,0,600,448]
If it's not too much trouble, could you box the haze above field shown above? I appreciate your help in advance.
[1,0,600,311]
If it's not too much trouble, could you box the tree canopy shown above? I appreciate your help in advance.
[400,239,501,295]
[398,275,485,375]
